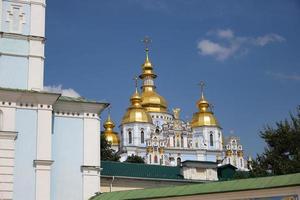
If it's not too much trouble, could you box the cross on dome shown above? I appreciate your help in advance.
[198,81,205,99]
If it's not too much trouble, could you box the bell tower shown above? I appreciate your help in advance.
[0,0,46,90]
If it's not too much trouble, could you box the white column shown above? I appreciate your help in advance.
[35,107,53,200]
[0,131,17,200]
[28,40,45,91]
[82,115,100,200]
[30,0,46,37]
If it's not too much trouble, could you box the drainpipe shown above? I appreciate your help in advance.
[110,176,115,192]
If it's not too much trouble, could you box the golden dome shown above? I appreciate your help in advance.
[139,46,168,113]
[141,87,167,113]
[122,87,152,124]
[191,88,219,128]
[103,115,120,145]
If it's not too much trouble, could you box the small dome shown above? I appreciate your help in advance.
[122,89,152,124]
[103,115,120,145]
[191,92,219,128]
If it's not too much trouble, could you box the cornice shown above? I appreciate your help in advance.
[0,131,18,140]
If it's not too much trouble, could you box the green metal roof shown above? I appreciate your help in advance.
[92,173,300,200]
[101,161,183,180]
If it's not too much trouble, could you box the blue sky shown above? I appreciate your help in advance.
[44,0,300,156]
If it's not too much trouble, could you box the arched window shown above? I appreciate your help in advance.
[0,110,3,131]
[154,155,158,163]
[149,155,152,164]
[141,130,144,143]
[128,131,132,144]
[210,133,214,147]
[240,158,243,168]
[177,157,181,166]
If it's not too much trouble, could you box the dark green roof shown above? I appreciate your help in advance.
[92,173,300,200]
[101,161,183,180]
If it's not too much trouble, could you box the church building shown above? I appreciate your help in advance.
[104,39,249,175]
[0,0,108,200]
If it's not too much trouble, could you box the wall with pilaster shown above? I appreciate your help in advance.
[51,116,83,200]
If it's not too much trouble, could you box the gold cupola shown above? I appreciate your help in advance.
[102,112,120,145]
[139,37,168,113]
[122,78,152,124]
[191,82,220,128]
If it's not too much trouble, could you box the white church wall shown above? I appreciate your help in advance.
[83,116,101,200]
[28,57,44,90]
[14,109,37,200]
[0,105,15,131]
[29,0,45,37]
[51,116,83,200]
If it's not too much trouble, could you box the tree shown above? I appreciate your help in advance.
[251,106,300,177]
[101,134,120,161]
[125,154,145,163]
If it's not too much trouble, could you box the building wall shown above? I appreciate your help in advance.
[51,116,83,200]
[13,109,37,200]
[101,177,195,193]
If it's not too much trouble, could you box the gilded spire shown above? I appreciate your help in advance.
[130,76,142,107]
[103,106,119,145]
[191,82,220,128]
[140,36,156,79]
[138,36,168,113]
[103,106,115,132]
[197,81,210,112]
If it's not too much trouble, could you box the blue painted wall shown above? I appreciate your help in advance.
[0,55,28,89]
[1,1,30,35]
[0,38,29,55]
[14,109,37,200]
[51,116,83,200]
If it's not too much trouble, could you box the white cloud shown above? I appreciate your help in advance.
[197,29,285,61]
[254,33,285,46]
[266,72,300,81]
[44,85,81,98]
[217,29,234,39]
[197,40,237,60]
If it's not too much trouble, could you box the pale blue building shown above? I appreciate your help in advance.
[0,1,108,200]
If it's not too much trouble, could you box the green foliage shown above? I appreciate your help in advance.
[101,134,120,161]
[125,154,145,163]
[251,106,300,177]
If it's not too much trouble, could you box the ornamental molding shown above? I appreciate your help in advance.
[0,31,45,42]
[81,165,101,172]
[33,159,54,166]
[4,0,46,7]
[0,131,18,140]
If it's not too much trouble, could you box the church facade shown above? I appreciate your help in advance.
[0,1,107,200]
[105,44,249,172]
